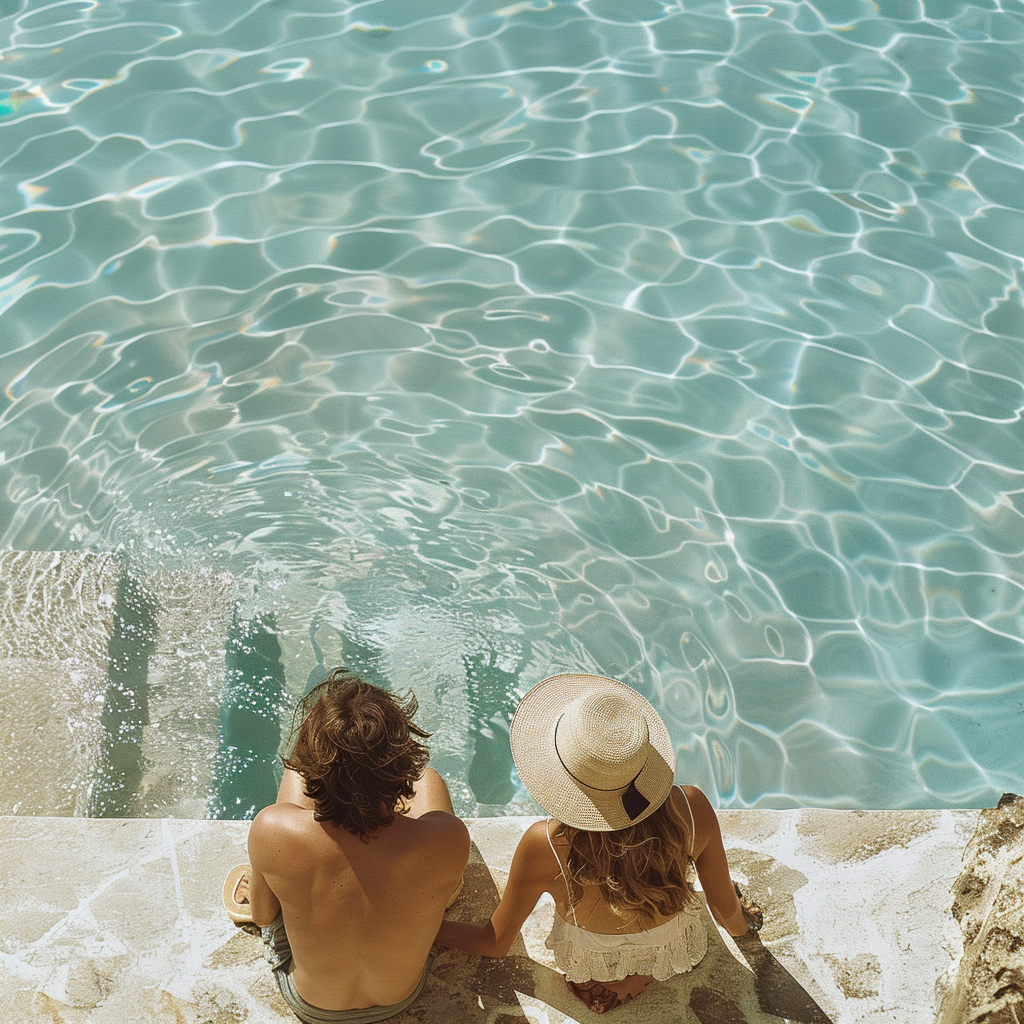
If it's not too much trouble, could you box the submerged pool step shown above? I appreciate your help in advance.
[1,550,525,820]
[0,551,121,815]
[0,552,252,817]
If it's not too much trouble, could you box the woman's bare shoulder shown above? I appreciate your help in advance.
[512,819,561,875]
[520,817,556,848]
[678,783,711,809]
[676,784,720,856]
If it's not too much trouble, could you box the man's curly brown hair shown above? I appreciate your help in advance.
[283,668,431,839]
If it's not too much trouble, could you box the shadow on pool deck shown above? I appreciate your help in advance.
[219,849,833,1024]
[409,852,834,1024]
[0,809,985,1023]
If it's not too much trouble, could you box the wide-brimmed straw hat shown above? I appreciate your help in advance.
[509,673,676,831]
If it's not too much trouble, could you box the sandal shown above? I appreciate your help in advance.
[223,864,253,925]
[565,975,653,1014]
[566,979,621,1014]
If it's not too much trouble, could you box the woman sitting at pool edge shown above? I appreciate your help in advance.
[434,673,762,1014]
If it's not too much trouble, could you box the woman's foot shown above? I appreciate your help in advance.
[565,974,654,1014]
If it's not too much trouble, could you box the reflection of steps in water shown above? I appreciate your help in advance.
[89,570,159,817]
[208,606,286,820]
[0,551,121,815]
[0,552,534,820]
[91,565,235,817]
[464,651,518,807]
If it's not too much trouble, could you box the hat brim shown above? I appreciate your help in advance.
[509,673,676,831]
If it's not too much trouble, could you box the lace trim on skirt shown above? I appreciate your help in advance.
[545,907,708,983]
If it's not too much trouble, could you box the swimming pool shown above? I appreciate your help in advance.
[1,0,1022,818]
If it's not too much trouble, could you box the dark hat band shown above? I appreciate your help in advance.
[554,712,649,792]
[621,780,651,821]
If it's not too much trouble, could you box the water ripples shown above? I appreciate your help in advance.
[1,0,1022,812]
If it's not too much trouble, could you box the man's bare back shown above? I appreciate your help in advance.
[244,674,469,1016]
[248,766,467,1010]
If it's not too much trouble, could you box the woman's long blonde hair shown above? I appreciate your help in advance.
[556,791,696,924]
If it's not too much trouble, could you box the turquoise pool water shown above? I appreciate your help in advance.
[1,0,1022,815]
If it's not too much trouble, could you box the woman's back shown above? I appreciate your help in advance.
[434,674,761,1014]
[545,786,698,935]
[507,784,704,1012]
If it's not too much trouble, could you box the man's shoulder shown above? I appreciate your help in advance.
[412,809,470,838]
[250,801,315,849]
[406,810,470,855]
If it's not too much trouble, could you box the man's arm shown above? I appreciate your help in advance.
[246,807,284,927]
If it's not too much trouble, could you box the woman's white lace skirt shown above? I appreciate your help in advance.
[546,906,709,983]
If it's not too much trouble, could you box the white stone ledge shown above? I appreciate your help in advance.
[0,808,988,1023]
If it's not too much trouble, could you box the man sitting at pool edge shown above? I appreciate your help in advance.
[235,669,469,1023]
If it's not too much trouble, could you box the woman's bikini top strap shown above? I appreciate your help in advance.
[675,785,696,859]
[545,818,578,926]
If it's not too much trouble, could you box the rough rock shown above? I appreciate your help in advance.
[937,793,1024,1024]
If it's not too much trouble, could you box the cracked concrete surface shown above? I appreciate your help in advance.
[0,807,997,1023]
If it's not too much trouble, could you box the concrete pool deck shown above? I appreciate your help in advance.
[2,803,1022,1024]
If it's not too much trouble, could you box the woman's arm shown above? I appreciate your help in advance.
[435,820,554,957]
[684,785,750,937]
